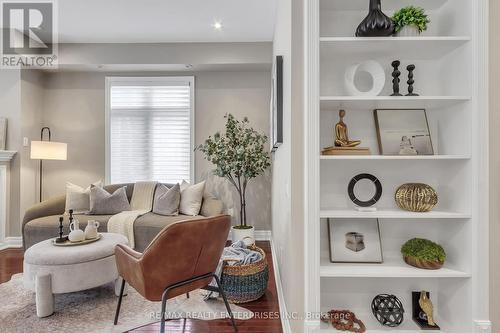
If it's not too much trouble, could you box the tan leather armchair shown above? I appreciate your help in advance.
[113,215,237,333]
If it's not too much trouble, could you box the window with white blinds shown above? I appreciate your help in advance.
[106,77,194,184]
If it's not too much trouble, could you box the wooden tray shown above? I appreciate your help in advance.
[52,234,102,246]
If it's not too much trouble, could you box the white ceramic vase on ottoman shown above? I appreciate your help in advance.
[23,233,128,317]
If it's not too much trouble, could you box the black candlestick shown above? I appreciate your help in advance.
[55,216,68,243]
[390,60,402,96]
[406,64,419,96]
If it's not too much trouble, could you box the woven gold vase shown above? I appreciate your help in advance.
[395,183,438,212]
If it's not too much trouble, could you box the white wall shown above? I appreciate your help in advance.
[39,70,272,230]
[272,0,305,331]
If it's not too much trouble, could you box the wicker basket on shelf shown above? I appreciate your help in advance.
[220,240,269,304]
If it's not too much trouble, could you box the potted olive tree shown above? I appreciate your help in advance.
[196,114,270,244]
[392,6,430,36]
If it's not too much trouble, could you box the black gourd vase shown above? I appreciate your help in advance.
[355,0,394,37]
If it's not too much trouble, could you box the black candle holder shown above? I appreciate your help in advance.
[406,64,419,96]
[390,60,402,96]
[55,216,68,243]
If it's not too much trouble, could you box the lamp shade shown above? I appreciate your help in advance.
[30,141,67,160]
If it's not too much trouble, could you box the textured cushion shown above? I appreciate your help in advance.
[65,180,102,214]
[179,180,205,216]
[200,198,224,217]
[152,184,180,216]
[89,186,131,215]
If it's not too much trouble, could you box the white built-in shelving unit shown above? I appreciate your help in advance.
[305,0,490,332]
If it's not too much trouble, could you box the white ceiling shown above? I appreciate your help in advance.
[57,0,277,43]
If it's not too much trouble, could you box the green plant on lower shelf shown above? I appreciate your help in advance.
[401,238,446,263]
[392,6,430,33]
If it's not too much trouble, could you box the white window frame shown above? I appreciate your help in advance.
[104,76,195,184]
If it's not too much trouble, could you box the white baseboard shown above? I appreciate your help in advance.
[474,320,492,333]
[226,230,272,241]
[270,237,292,333]
[0,236,23,251]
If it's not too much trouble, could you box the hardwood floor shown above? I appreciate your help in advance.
[0,241,283,333]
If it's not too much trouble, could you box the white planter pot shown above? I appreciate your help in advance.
[231,226,255,246]
[397,25,421,37]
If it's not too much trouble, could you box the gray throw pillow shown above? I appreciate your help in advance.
[152,184,180,216]
[89,185,131,215]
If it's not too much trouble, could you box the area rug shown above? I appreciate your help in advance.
[0,274,253,333]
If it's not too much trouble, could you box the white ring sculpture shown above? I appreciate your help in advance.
[344,60,385,96]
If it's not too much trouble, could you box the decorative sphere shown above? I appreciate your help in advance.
[371,294,404,327]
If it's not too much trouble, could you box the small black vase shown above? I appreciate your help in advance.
[355,0,394,37]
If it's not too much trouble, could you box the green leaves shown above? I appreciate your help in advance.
[392,6,430,33]
[196,113,271,190]
[401,238,446,263]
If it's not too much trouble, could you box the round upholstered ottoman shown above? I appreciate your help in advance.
[23,233,128,318]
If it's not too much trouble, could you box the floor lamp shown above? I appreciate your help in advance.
[30,127,67,202]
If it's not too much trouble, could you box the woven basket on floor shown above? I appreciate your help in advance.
[221,244,269,304]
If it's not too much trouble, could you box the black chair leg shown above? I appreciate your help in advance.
[186,292,190,299]
[114,279,126,325]
[212,274,238,332]
[160,287,170,333]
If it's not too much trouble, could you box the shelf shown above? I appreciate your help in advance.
[320,0,447,11]
[320,37,470,60]
[320,209,470,219]
[320,155,470,160]
[320,95,471,110]
[320,255,470,278]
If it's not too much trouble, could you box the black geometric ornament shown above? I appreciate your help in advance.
[356,0,395,37]
[371,294,405,327]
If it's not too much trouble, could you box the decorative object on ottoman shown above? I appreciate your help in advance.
[412,291,440,329]
[321,309,366,332]
[348,173,382,211]
[406,64,418,96]
[196,114,271,246]
[355,0,394,37]
[55,216,68,244]
[395,183,438,212]
[391,60,403,96]
[322,110,370,156]
[23,233,128,317]
[345,61,385,96]
[401,238,446,269]
[221,244,269,304]
[84,220,100,239]
[371,294,404,327]
[392,6,430,36]
[53,234,102,246]
[69,216,85,242]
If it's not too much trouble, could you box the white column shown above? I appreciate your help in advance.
[0,151,17,248]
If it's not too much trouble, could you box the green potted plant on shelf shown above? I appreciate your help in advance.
[401,238,446,270]
[196,114,270,245]
[392,6,430,37]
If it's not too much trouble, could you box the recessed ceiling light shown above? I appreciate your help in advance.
[213,21,223,31]
[185,64,193,69]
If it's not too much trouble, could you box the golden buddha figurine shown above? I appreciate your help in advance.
[334,109,361,147]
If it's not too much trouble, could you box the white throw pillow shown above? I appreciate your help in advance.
[179,180,206,216]
[65,180,103,214]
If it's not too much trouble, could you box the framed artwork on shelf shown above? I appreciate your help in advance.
[0,118,6,150]
[374,109,434,156]
[328,218,383,263]
[270,55,283,152]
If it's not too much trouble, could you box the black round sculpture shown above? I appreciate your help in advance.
[355,0,395,37]
[347,173,382,207]
[371,294,404,327]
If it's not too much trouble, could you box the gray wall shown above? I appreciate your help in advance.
[39,70,271,230]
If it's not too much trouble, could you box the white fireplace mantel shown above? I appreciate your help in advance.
[0,151,16,162]
[0,150,16,249]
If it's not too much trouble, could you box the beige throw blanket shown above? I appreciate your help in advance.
[107,181,158,248]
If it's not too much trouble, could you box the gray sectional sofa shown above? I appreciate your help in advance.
[22,183,223,251]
